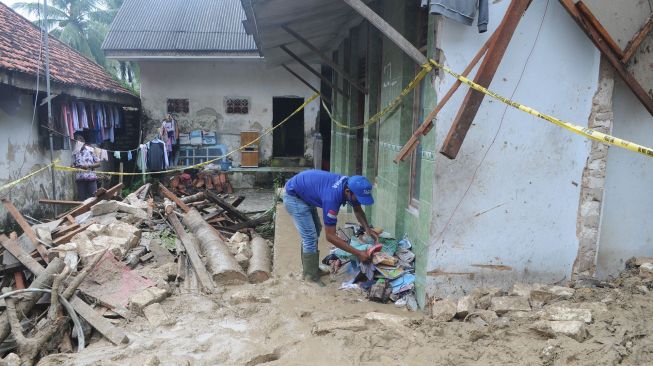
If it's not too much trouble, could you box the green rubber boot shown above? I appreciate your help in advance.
[302,251,326,287]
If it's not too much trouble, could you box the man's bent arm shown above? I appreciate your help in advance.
[353,205,378,241]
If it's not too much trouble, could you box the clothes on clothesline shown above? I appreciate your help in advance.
[146,139,169,172]
[421,0,488,33]
[58,100,123,144]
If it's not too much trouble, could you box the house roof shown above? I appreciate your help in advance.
[102,0,259,57]
[0,3,134,98]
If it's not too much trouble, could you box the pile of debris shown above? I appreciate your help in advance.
[324,225,417,310]
[0,181,273,365]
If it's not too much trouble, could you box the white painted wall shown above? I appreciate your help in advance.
[0,89,73,229]
[138,60,321,164]
[427,1,600,296]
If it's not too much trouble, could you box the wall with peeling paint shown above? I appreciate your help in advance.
[138,60,321,164]
[0,87,73,230]
[427,0,599,297]
[587,0,653,278]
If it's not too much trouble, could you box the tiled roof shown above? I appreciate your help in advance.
[102,0,258,55]
[0,3,134,96]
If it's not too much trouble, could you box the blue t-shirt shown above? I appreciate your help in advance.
[285,170,359,226]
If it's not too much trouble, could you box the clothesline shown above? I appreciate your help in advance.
[41,124,141,153]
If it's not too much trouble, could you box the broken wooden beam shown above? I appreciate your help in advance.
[57,183,124,219]
[52,224,92,245]
[622,12,653,63]
[0,234,46,276]
[183,209,247,285]
[575,1,625,58]
[180,192,205,204]
[166,210,216,293]
[38,199,84,206]
[223,211,273,232]
[440,0,532,159]
[1,199,49,262]
[559,0,653,116]
[204,190,250,223]
[394,32,497,163]
[248,236,271,283]
[160,185,191,213]
[69,297,129,345]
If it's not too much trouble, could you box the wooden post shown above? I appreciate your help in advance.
[440,0,532,159]
[341,0,428,65]
[559,0,653,117]
[159,185,191,213]
[248,236,271,283]
[282,25,367,94]
[280,45,349,97]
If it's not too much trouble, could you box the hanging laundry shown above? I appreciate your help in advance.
[114,151,121,160]
[71,100,80,131]
[147,138,168,172]
[421,0,488,33]
[127,151,132,161]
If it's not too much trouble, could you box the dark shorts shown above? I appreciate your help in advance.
[76,180,97,201]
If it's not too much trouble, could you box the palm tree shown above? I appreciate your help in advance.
[13,0,112,67]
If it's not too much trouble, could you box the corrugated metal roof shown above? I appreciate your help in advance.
[102,0,258,55]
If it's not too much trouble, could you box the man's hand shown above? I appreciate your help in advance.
[367,228,380,242]
[355,249,370,263]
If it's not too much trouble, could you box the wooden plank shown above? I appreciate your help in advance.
[39,199,84,206]
[160,185,191,213]
[280,45,349,97]
[66,215,76,225]
[52,223,80,238]
[167,213,215,293]
[69,297,129,345]
[559,0,653,117]
[53,224,92,245]
[394,32,496,163]
[622,12,653,63]
[204,190,250,223]
[0,234,44,275]
[283,25,367,94]
[440,0,532,159]
[1,199,49,262]
[575,1,624,59]
[57,183,124,219]
[342,0,428,65]
[282,64,330,104]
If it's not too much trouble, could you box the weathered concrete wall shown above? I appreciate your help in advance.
[427,0,599,297]
[0,87,73,230]
[138,60,321,164]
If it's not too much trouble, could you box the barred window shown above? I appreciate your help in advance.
[167,99,189,114]
[225,97,249,114]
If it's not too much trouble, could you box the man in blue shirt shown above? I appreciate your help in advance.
[284,170,378,285]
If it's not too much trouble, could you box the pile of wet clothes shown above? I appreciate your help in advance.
[322,224,417,311]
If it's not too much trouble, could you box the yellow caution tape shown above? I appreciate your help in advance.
[325,63,434,130]
[0,161,59,193]
[428,59,653,158]
[55,94,320,176]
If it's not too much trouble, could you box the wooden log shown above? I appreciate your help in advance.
[1,199,49,262]
[166,211,215,293]
[205,190,250,223]
[180,192,205,204]
[248,236,271,283]
[0,258,65,344]
[183,209,247,285]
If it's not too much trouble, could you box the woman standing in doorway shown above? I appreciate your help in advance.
[72,134,101,200]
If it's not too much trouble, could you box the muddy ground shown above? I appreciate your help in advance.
[28,190,653,365]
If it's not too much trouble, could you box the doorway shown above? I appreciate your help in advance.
[273,97,305,157]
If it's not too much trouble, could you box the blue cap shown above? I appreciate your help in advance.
[348,176,374,205]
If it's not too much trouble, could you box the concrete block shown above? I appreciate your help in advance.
[116,202,148,219]
[509,283,544,298]
[143,303,174,327]
[633,257,653,267]
[91,200,119,216]
[312,319,367,335]
[490,296,531,315]
[540,306,592,323]
[530,286,575,303]
[465,309,499,326]
[531,320,588,342]
[129,287,169,313]
[456,295,476,319]
[639,263,653,278]
[431,299,456,322]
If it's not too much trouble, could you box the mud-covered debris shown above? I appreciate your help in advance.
[430,299,456,322]
[143,303,174,327]
[539,306,592,323]
[531,320,589,342]
[312,318,367,335]
[490,296,531,315]
[129,287,170,313]
[456,295,476,319]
